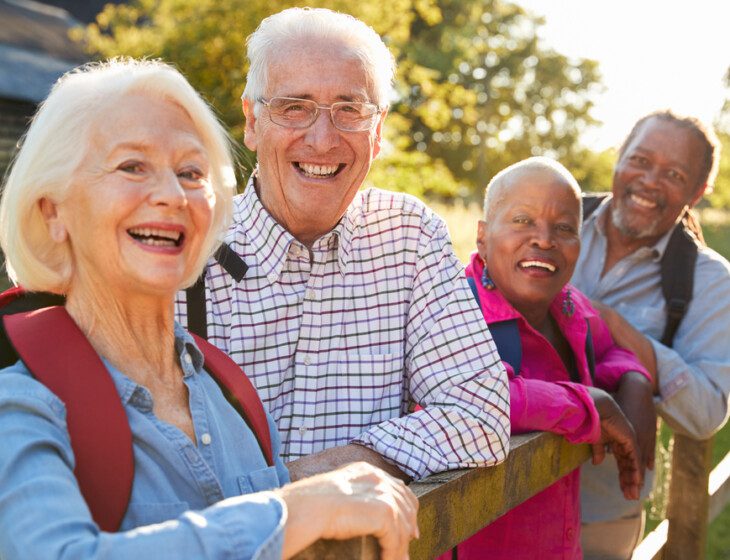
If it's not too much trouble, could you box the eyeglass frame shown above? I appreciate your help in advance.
[253,96,383,132]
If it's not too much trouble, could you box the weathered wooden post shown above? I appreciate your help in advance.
[292,537,379,560]
[664,433,714,560]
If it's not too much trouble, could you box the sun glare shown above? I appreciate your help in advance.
[514,0,730,150]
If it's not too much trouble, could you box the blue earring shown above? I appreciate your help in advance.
[481,261,496,290]
[562,288,575,317]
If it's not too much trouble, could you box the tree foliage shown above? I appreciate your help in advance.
[75,0,609,199]
[707,66,730,209]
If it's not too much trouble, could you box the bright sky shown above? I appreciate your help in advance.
[514,0,730,151]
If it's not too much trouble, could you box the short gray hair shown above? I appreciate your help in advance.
[0,58,236,293]
[618,109,721,191]
[242,7,396,109]
[483,156,583,224]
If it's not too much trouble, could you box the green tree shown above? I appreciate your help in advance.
[75,0,607,199]
[707,66,730,209]
[392,0,604,192]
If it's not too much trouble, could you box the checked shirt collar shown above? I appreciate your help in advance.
[236,176,360,281]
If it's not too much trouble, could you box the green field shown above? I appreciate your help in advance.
[436,202,730,558]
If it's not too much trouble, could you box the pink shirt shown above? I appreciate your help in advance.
[451,253,649,560]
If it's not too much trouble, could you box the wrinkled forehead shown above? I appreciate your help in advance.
[626,117,702,160]
[265,37,376,100]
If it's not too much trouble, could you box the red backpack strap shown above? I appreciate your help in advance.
[191,333,274,467]
[0,286,26,308]
[3,307,133,532]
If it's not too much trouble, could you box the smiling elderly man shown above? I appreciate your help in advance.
[176,7,510,483]
[573,111,730,559]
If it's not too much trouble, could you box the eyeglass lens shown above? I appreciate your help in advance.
[266,98,377,131]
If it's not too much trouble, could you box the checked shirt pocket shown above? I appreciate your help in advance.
[322,352,404,437]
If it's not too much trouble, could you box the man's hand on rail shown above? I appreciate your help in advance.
[286,443,411,483]
[615,371,657,476]
[587,387,642,500]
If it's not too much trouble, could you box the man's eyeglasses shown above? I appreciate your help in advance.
[257,97,381,132]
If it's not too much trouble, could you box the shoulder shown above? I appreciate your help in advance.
[693,245,730,297]
[350,188,446,237]
[695,245,730,276]
[0,361,67,421]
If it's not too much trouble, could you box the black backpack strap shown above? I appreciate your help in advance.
[185,243,248,339]
[581,192,610,221]
[659,225,699,347]
[584,319,596,384]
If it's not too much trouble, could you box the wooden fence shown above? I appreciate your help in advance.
[293,430,730,560]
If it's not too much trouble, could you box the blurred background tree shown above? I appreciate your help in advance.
[707,66,730,209]
[74,0,612,200]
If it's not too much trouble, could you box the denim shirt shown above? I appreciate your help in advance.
[0,323,290,559]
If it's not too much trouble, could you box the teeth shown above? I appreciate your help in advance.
[630,194,657,209]
[519,260,556,272]
[137,237,176,247]
[128,227,181,242]
[297,163,339,177]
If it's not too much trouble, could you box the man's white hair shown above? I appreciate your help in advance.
[0,58,236,294]
[242,7,396,110]
[483,156,583,224]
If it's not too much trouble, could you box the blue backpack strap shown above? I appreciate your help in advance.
[466,275,522,374]
[488,320,522,375]
[466,276,480,307]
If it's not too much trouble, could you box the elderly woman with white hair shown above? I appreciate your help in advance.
[0,59,417,560]
[442,157,655,560]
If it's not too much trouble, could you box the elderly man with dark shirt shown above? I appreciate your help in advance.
[573,111,730,559]
[176,7,510,483]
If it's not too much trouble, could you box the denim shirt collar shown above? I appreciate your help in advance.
[105,322,204,408]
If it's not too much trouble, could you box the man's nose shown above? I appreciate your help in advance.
[303,108,341,152]
[640,165,662,189]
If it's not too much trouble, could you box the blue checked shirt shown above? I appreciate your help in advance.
[176,182,510,480]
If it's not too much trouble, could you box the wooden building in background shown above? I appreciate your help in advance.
[0,0,87,178]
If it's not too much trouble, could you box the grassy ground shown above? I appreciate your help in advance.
[434,201,730,557]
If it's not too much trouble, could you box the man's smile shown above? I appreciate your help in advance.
[293,161,345,179]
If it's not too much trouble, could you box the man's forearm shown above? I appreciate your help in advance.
[286,443,411,483]
[594,303,659,393]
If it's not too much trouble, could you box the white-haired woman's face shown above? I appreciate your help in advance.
[41,93,215,298]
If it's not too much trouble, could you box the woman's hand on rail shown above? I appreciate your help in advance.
[587,387,642,500]
[277,461,419,560]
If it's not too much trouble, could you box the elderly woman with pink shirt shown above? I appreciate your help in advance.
[452,157,655,560]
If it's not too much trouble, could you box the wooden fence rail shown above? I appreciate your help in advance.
[294,430,730,560]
